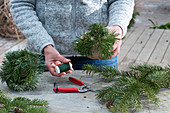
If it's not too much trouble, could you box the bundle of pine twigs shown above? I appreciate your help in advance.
[0,0,25,39]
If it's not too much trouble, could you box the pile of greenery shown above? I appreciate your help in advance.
[72,23,119,59]
[83,64,170,113]
[149,19,170,29]
[128,12,140,29]
[0,49,44,91]
[0,90,48,113]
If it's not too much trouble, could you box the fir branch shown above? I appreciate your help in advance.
[84,64,170,112]
[149,19,170,29]
[0,90,48,113]
[72,23,119,59]
[129,64,165,73]
[96,74,160,113]
[0,49,45,91]
[82,64,120,82]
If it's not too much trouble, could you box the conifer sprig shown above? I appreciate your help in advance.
[83,64,170,112]
[0,49,44,91]
[0,90,48,113]
[83,64,120,82]
[72,23,119,59]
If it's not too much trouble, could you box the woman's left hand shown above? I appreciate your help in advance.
[88,25,123,60]
[105,25,123,59]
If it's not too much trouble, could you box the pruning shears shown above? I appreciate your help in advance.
[53,77,98,93]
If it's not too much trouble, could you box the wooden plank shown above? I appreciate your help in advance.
[118,27,145,65]
[0,37,10,47]
[148,30,170,64]
[136,29,164,63]
[118,28,154,70]
[161,42,170,65]
[121,26,136,46]
[0,39,23,55]
[7,39,26,51]
[0,39,26,65]
[126,28,154,60]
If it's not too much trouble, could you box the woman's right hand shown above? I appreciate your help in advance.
[43,45,73,77]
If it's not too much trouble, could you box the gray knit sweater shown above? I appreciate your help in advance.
[9,0,134,56]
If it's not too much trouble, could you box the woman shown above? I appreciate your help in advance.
[9,0,134,77]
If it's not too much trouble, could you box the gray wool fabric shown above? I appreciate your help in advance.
[9,0,134,56]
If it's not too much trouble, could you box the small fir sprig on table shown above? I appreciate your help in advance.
[0,90,48,113]
[148,19,170,29]
[72,23,119,59]
[82,64,120,82]
[0,49,44,91]
[83,64,170,113]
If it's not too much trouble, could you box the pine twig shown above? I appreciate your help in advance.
[83,64,170,112]
[0,90,48,113]
[83,64,120,82]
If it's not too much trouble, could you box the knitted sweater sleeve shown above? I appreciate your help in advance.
[9,0,55,54]
[108,0,135,37]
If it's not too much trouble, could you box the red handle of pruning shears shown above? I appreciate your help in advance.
[69,77,85,86]
[53,77,86,93]
[53,87,79,93]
